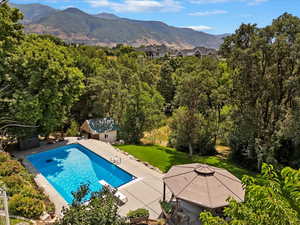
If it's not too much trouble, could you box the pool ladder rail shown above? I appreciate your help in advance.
[110,155,122,165]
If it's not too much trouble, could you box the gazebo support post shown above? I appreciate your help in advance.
[211,208,217,216]
[163,182,166,202]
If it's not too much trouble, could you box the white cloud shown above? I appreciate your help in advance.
[189,10,228,16]
[185,25,213,31]
[189,0,235,3]
[248,0,268,5]
[87,0,182,12]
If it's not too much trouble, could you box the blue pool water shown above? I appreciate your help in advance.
[27,144,135,204]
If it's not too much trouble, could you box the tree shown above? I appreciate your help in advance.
[0,2,31,149]
[200,164,300,225]
[121,81,164,144]
[55,185,127,225]
[157,62,176,104]
[71,48,164,144]
[0,1,24,106]
[6,35,84,137]
[222,14,300,170]
[66,120,80,137]
[174,71,207,156]
[70,45,109,122]
[171,57,230,156]
[0,2,23,51]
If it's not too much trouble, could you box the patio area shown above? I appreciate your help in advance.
[12,138,172,219]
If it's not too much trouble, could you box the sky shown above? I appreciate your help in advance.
[11,0,300,34]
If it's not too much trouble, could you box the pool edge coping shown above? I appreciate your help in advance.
[22,141,142,215]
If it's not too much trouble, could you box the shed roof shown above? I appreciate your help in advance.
[81,118,118,134]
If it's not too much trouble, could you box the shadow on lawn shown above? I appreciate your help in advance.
[156,146,255,179]
[161,147,193,171]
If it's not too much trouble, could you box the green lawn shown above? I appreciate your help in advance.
[116,145,255,179]
[7,218,32,225]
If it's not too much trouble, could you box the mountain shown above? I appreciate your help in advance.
[10,3,58,24]
[94,12,120,20]
[11,3,226,49]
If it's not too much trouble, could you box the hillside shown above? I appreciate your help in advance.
[11,3,225,49]
[10,3,58,24]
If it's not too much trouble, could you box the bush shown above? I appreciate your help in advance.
[66,120,80,137]
[0,152,55,218]
[2,175,26,196]
[160,201,173,214]
[0,152,11,162]
[20,185,44,200]
[55,185,126,225]
[127,208,149,219]
[0,160,25,176]
[9,194,45,219]
[45,200,56,216]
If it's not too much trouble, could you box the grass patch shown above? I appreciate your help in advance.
[141,126,171,146]
[10,218,32,225]
[116,145,255,179]
[0,217,32,225]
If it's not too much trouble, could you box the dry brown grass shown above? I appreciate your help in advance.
[141,126,171,146]
[216,145,231,158]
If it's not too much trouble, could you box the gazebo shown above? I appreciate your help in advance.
[162,163,245,218]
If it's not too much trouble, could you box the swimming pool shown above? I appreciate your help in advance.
[27,144,135,204]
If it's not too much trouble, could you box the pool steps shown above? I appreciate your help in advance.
[99,180,128,204]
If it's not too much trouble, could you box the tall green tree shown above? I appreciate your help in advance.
[121,81,164,144]
[173,71,209,156]
[169,107,213,155]
[200,164,300,225]
[71,48,164,143]
[170,57,231,156]
[157,62,176,104]
[0,2,26,148]
[222,13,300,169]
[6,35,84,136]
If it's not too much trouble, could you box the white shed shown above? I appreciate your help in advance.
[80,118,118,143]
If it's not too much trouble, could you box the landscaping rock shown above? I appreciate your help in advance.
[40,212,50,221]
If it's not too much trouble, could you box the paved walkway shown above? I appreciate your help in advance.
[13,138,172,219]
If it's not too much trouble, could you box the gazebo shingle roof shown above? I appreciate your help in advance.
[163,163,245,209]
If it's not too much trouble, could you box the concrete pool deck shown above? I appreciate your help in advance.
[13,138,172,219]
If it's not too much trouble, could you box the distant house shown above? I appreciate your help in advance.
[80,118,118,143]
[137,44,218,59]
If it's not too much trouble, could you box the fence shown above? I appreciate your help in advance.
[0,188,9,225]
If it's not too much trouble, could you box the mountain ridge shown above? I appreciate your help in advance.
[11,3,227,49]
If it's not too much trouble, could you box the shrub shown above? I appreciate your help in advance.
[2,175,26,196]
[160,201,173,214]
[66,120,80,137]
[55,185,126,225]
[3,175,44,199]
[45,200,56,216]
[9,194,45,219]
[0,152,55,218]
[127,208,149,219]
[0,152,10,162]
[20,185,44,200]
[0,160,25,176]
